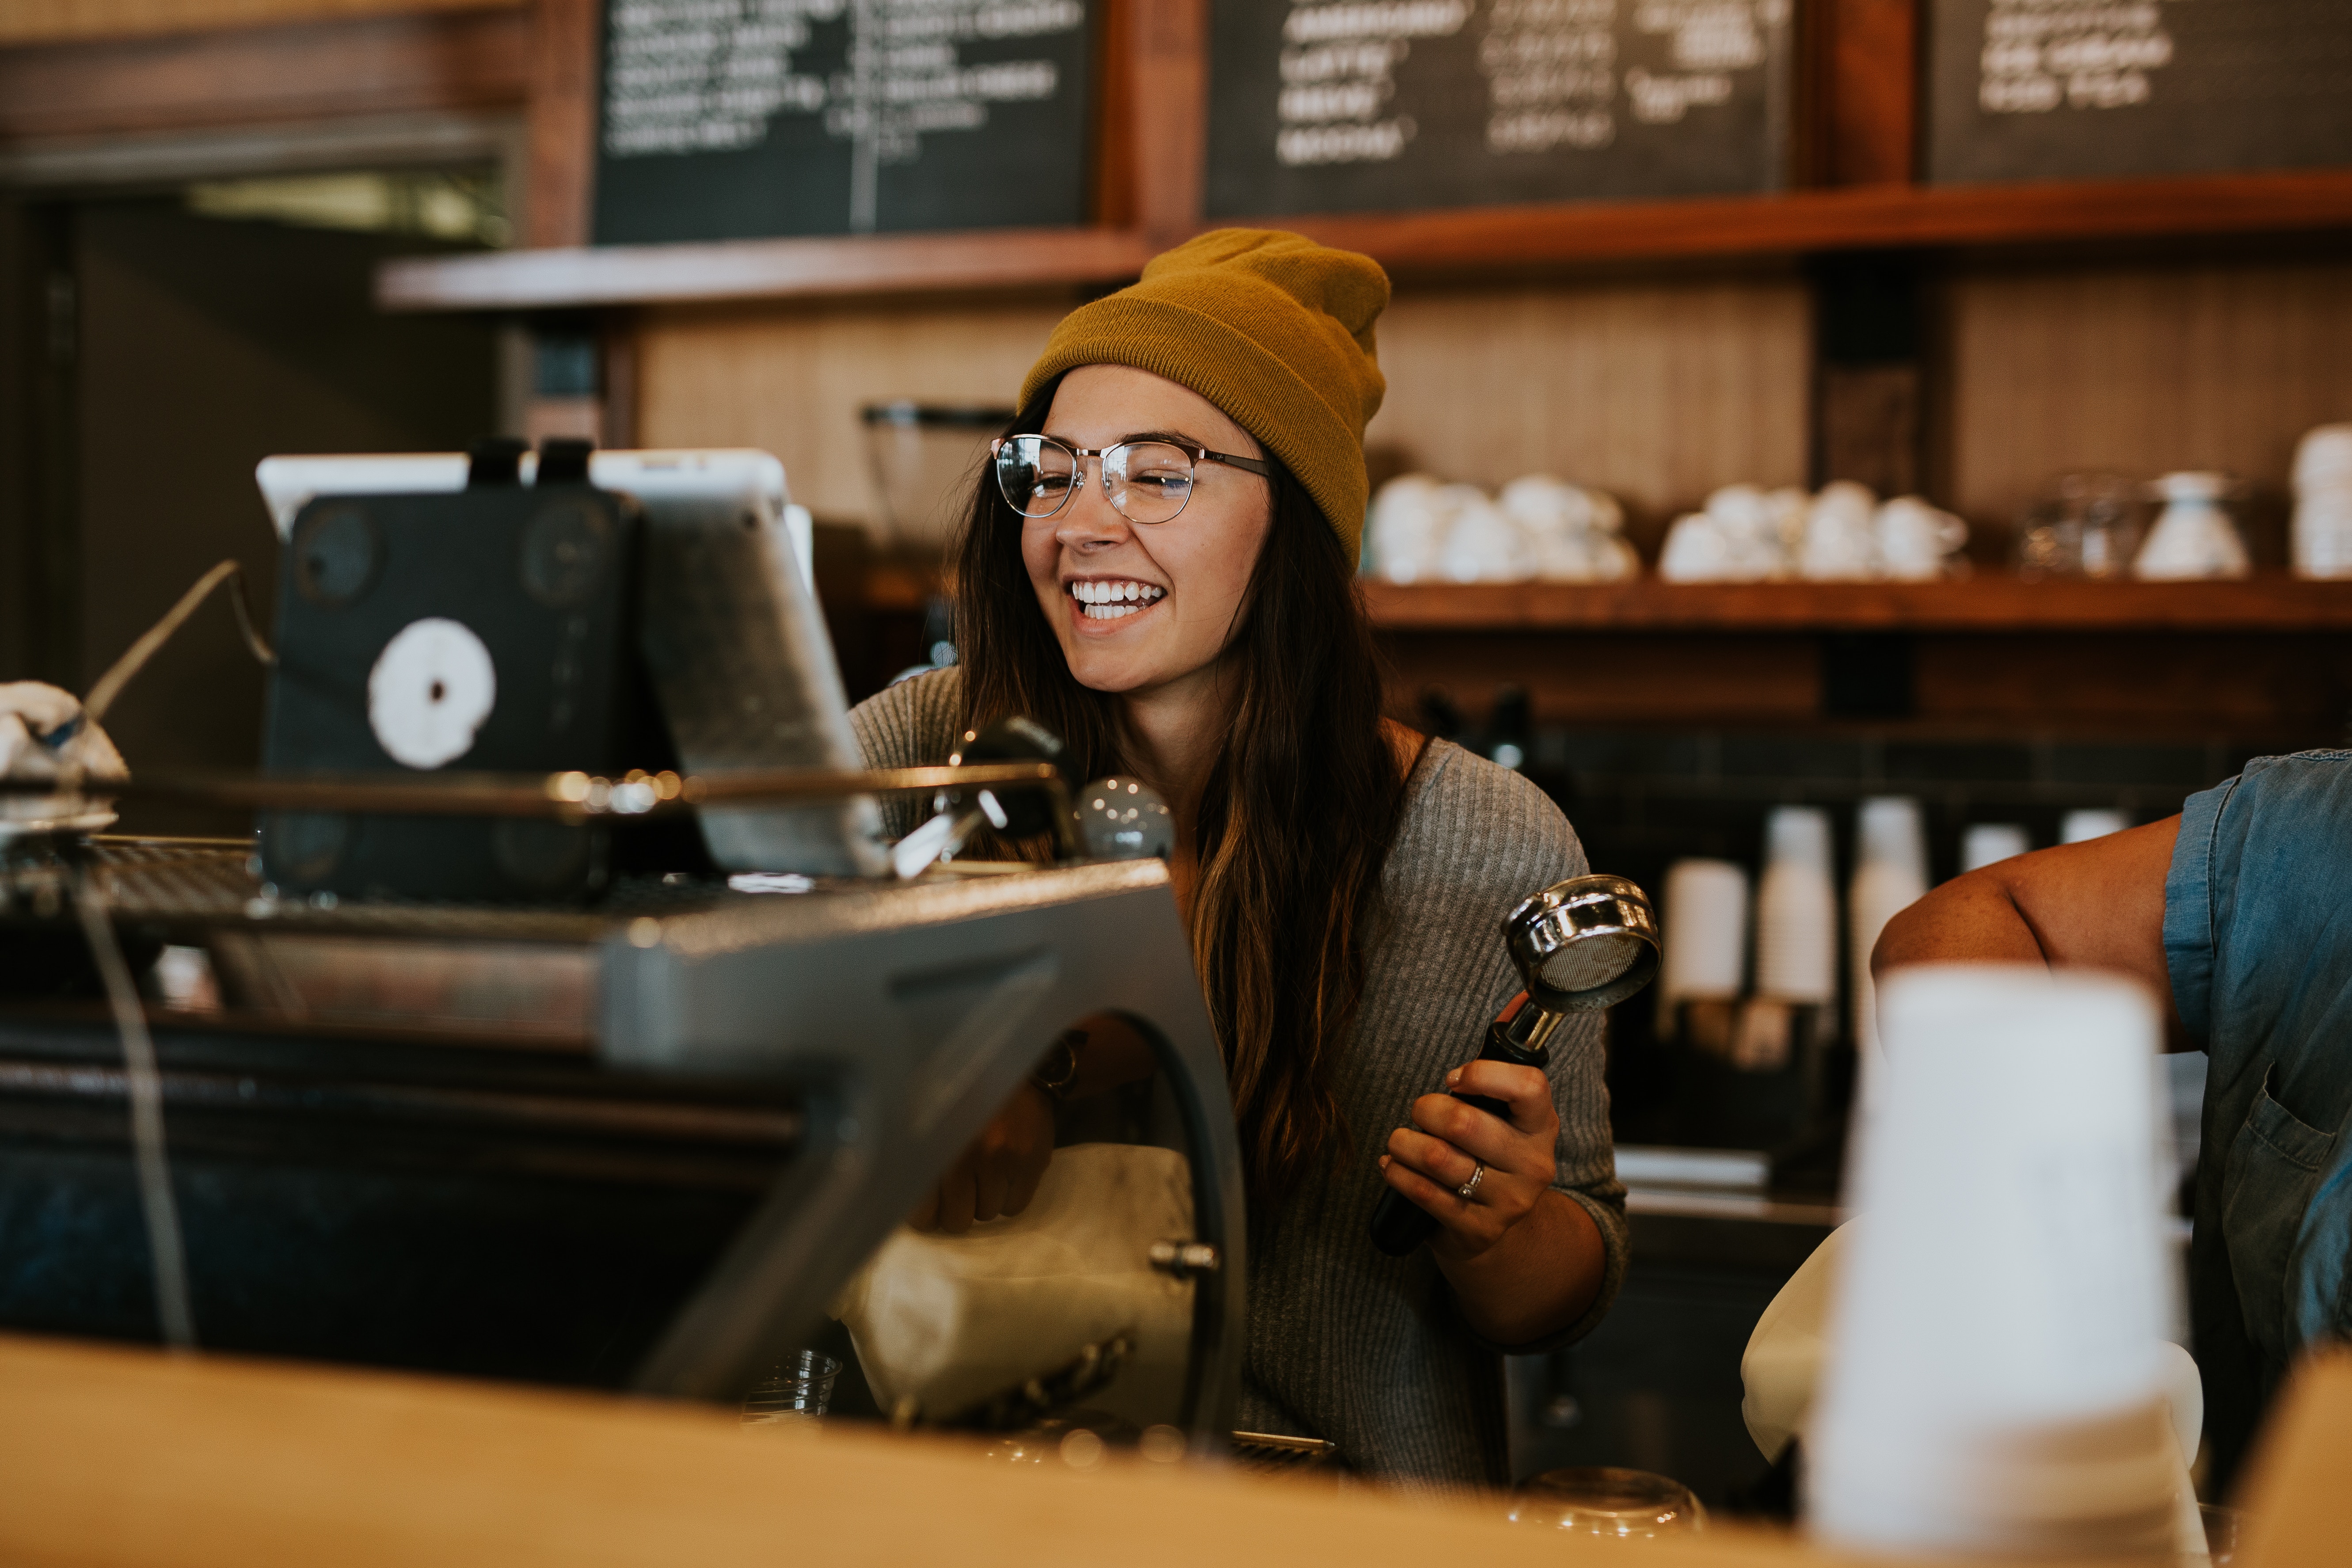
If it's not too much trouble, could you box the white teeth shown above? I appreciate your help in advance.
[1068,580,1164,616]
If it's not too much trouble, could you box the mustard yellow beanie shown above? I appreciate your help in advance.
[1018,229,1389,558]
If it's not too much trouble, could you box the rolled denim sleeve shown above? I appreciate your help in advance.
[2163,773,2236,1043]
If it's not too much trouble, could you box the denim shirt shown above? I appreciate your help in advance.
[2167,751,2352,1492]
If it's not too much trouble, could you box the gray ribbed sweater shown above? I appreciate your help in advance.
[849,669,1628,1491]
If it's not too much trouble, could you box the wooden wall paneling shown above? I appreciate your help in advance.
[525,0,599,248]
[1130,0,1206,245]
[0,9,532,144]
[633,295,1079,523]
[1361,277,1812,540]
[1820,0,1917,186]
[1943,257,2352,552]
[0,0,520,48]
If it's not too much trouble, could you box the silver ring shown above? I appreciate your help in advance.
[1457,1163,1484,1200]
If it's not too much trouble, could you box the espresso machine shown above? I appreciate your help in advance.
[0,446,1245,1447]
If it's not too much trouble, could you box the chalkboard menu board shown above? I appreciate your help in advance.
[1926,0,2352,183]
[594,0,1097,245]
[1206,0,1794,218]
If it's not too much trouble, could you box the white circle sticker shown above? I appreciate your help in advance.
[367,617,496,770]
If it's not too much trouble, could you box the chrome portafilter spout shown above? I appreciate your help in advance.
[1369,873,1660,1257]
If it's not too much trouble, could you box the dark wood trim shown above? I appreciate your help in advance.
[377,224,1152,309]
[1130,0,1206,247]
[1362,576,2352,633]
[1089,0,1137,230]
[597,311,637,449]
[0,10,531,144]
[525,0,599,248]
[1821,0,1917,186]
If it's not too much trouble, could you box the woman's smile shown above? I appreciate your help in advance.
[1065,575,1168,624]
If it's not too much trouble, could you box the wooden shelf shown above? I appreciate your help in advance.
[377,167,2352,311]
[1265,168,2352,274]
[1363,575,2352,633]
[376,225,1154,312]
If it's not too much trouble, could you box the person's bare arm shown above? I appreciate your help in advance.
[1871,815,2192,1046]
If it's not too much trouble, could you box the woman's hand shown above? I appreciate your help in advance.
[1379,1058,1607,1344]
[910,1081,1055,1234]
[1378,1059,1559,1263]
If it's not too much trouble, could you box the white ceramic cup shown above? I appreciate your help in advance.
[1876,496,1968,581]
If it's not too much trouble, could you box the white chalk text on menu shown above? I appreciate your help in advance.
[595,0,1094,242]
[1209,0,1793,215]
[1926,0,2352,183]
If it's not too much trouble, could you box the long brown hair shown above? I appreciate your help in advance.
[953,379,1413,1192]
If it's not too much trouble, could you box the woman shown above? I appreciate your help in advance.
[849,229,1625,1489]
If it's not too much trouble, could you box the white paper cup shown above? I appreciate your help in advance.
[1848,798,1926,1066]
[1659,858,1750,1006]
[1809,966,2177,1560]
[1960,823,2030,872]
[1756,807,1836,1005]
[2061,809,2129,845]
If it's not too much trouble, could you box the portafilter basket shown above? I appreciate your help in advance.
[1504,873,1660,1015]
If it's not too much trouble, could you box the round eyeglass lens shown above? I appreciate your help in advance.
[1104,442,1195,525]
[996,436,1078,518]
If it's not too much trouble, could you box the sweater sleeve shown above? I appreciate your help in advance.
[1479,774,1628,1355]
[845,668,965,841]
[1379,744,1629,1356]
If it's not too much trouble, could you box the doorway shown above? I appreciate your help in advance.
[4,182,501,836]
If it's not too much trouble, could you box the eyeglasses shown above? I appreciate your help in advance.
[991,434,1271,526]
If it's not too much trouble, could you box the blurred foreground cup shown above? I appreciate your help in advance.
[1808,965,2181,1560]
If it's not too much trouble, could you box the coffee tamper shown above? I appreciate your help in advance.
[1369,873,1659,1256]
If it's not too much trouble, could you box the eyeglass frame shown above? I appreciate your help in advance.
[990,434,1273,525]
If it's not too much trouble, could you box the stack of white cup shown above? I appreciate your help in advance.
[1656,858,1750,1033]
[1847,798,1927,1069]
[1959,822,2029,872]
[1754,807,1837,1009]
[2293,424,2352,579]
[1808,966,2183,1560]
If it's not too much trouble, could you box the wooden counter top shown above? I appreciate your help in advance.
[0,1329,2341,1567]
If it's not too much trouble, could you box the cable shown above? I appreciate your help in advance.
[33,559,270,1348]
[83,559,275,728]
[69,862,198,1350]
